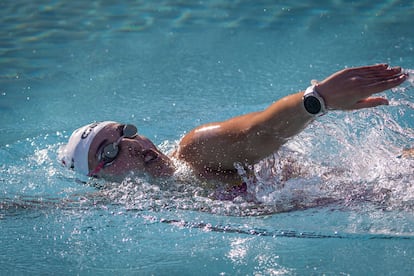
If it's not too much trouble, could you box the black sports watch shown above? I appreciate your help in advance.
[303,85,327,116]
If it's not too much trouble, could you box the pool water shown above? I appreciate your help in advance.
[1,0,414,274]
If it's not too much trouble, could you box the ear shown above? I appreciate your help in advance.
[143,149,159,164]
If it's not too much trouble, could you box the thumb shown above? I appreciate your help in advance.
[352,97,389,110]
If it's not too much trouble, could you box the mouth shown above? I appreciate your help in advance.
[154,155,175,177]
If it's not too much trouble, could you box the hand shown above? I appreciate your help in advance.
[316,64,408,110]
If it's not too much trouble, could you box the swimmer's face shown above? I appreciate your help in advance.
[88,123,175,179]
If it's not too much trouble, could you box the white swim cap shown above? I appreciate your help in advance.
[60,121,116,175]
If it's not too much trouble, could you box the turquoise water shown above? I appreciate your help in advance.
[1,0,414,274]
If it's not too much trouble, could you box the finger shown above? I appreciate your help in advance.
[351,97,389,110]
[350,64,389,73]
[341,64,391,80]
[360,66,402,79]
[363,73,408,93]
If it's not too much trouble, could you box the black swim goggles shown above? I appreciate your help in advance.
[88,124,138,176]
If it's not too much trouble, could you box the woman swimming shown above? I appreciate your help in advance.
[60,64,408,186]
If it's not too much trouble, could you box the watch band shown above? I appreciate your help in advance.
[303,85,327,116]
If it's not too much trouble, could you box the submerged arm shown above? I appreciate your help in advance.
[177,64,408,175]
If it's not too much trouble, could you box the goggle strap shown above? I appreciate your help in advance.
[88,161,105,177]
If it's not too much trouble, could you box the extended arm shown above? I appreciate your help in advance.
[177,64,408,176]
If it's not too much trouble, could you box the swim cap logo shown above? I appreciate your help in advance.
[81,122,100,139]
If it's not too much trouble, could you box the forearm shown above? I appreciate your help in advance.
[250,91,314,142]
[178,91,314,169]
[227,91,314,164]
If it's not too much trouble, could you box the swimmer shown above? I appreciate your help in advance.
[60,64,408,185]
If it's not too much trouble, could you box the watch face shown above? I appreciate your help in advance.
[304,95,321,115]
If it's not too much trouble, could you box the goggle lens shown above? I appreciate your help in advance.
[103,144,118,160]
[89,124,138,177]
[123,124,138,138]
[100,124,138,163]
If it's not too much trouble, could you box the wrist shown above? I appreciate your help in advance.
[303,85,327,116]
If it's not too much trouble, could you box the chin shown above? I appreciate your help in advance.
[149,165,175,178]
